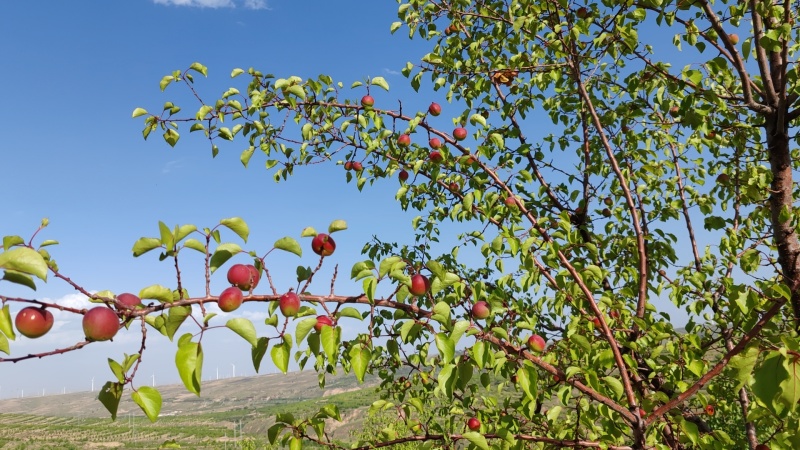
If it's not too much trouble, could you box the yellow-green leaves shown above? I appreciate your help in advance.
[370,76,390,91]
[0,247,48,281]
[175,333,203,396]
[131,107,148,118]
[349,343,371,383]
[274,236,302,257]
[226,318,258,346]
[132,386,162,422]
[271,334,291,373]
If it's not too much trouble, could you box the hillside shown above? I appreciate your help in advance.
[0,370,380,449]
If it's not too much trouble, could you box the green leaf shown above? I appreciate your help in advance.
[38,240,58,248]
[123,353,140,372]
[195,105,213,120]
[431,301,451,325]
[144,314,166,336]
[435,333,455,364]
[462,431,489,450]
[753,351,788,416]
[175,334,203,395]
[139,285,174,303]
[680,418,699,445]
[0,305,17,341]
[603,376,624,399]
[289,436,303,450]
[274,237,302,257]
[165,305,191,341]
[173,224,197,242]
[271,341,290,373]
[318,404,341,421]
[437,363,456,398]
[371,77,390,91]
[231,68,244,78]
[471,340,486,369]
[379,256,403,278]
[349,344,371,383]
[469,113,487,128]
[252,337,269,373]
[98,381,124,420]
[132,237,162,257]
[108,358,125,383]
[159,75,174,91]
[220,217,249,242]
[189,62,208,76]
[337,307,363,321]
[779,353,800,412]
[163,129,180,147]
[183,238,206,253]
[516,365,538,401]
[3,236,24,250]
[226,318,258,346]
[426,260,445,280]
[739,248,760,273]
[131,107,148,118]
[350,260,375,280]
[286,84,306,99]
[296,317,318,345]
[267,423,284,444]
[300,227,317,238]
[2,270,37,290]
[0,247,48,280]
[321,324,338,362]
[328,219,348,233]
[132,386,162,422]
[363,277,376,304]
[451,320,470,346]
[728,345,759,391]
[209,243,243,273]
[0,332,8,355]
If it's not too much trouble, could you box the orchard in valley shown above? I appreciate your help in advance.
[3,1,800,449]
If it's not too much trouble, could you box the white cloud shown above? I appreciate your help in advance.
[154,0,234,7]
[153,0,269,9]
[161,159,184,175]
[384,68,401,76]
[243,0,270,9]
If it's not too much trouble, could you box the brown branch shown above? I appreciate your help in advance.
[0,340,92,363]
[479,332,636,423]
[748,0,779,104]
[647,298,785,424]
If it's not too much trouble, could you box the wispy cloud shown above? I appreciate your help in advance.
[153,0,269,9]
[161,159,184,175]
[243,0,270,9]
[384,68,401,76]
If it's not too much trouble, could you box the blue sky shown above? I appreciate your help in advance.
[0,0,448,399]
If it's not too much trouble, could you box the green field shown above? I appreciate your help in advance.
[0,371,379,449]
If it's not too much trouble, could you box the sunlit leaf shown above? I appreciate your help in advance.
[274,237,302,257]
[0,247,48,280]
[132,386,162,422]
[226,318,258,346]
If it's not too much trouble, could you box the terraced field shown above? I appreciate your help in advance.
[0,371,379,449]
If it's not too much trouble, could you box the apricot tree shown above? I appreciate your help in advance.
[3,0,800,449]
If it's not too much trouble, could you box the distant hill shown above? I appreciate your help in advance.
[0,370,379,449]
